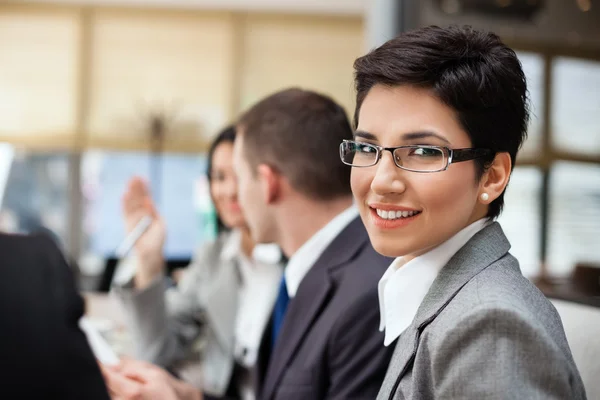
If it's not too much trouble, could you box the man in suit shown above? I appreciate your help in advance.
[233,88,394,400]
[0,232,110,399]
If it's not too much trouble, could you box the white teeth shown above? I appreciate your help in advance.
[375,209,419,220]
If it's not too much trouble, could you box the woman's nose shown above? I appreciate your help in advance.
[370,151,407,195]
[224,177,238,197]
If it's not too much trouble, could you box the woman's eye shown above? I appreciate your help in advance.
[212,173,225,181]
[411,147,440,157]
[358,144,377,153]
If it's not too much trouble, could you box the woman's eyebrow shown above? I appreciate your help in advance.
[354,130,451,145]
[353,130,378,141]
[401,131,450,145]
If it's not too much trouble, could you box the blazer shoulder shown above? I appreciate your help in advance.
[430,253,566,347]
[0,232,65,275]
[351,240,394,280]
[468,253,554,317]
[328,242,391,327]
[418,296,584,400]
[188,233,231,274]
[0,231,47,251]
[326,244,390,308]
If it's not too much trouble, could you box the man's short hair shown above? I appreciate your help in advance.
[353,25,529,219]
[238,88,353,201]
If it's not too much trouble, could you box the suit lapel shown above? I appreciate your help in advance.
[413,222,510,328]
[382,223,512,394]
[260,217,369,400]
[255,321,273,395]
[378,328,419,400]
[261,271,333,398]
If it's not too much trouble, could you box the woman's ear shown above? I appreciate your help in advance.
[479,152,511,204]
[257,164,281,205]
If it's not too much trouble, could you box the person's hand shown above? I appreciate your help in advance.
[101,363,177,400]
[101,359,202,400]
[122,177,167,288]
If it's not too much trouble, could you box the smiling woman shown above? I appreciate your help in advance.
[344,25,587,400]
[350,84,507,260]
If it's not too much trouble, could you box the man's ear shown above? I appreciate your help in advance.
[479,152,511,204]
[257,164,281,205]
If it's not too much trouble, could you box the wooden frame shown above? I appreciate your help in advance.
[507,42,600,280]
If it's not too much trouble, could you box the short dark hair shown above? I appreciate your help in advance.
[238,88,353,201]
[354,25,529,219]
[206,125,236,233]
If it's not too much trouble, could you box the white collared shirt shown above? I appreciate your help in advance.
[378,218,491,346]
[221,231,282,370]
[285,206,359,298]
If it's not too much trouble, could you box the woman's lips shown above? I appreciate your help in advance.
[368,206,421,230]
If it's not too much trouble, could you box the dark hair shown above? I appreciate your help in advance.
[354,25,529,219]
[238,88,353,201]
[206,125,236,233]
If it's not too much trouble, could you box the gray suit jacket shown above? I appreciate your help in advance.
[258,217,395,400]
[378,222,587,400]
[115,232,282,397]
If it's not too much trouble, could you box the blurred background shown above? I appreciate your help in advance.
[0,0,598,303]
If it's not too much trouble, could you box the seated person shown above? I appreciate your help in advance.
[344,25,587,399]
[233,88,394,400]
[109,126,283,400]
[0,232,110,399]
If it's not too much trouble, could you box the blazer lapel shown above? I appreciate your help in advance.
[414,222,510,328]
[260,217,369,400]
[378,328,420,400]
[261,271,333,398]
[383,222,512,391]
[255,321,273,395]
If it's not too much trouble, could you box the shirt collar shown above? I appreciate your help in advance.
[221,230,282,283]
[220,230,240,263]
[285,206,359,298]
[378,218,491,346]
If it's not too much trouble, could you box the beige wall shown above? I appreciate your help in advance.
[0,4,364,152]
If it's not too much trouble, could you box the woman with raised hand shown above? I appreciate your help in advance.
[108,126,283,400]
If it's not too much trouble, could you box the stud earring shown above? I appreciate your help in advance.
[480,193,489,202]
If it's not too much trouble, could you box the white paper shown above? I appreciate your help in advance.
[79,317,120,366]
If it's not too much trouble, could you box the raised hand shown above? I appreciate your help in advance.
[122,177,167,288]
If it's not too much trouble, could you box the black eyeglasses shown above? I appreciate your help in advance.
[339,140,493,173]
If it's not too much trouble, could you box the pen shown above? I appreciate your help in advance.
[114,215,153,259]
[111,215,154,287]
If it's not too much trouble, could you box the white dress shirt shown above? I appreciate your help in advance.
[217,231,282,400]
[285,206,359,298]
[378,218,491,346]
[218,230,283,371]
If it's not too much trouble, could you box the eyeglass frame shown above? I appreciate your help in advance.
[339,139,494,173]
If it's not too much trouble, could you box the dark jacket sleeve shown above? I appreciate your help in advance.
[326,287,393,399]
[39,234,111,400]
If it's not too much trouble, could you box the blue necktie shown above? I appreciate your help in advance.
[271,275,290,348]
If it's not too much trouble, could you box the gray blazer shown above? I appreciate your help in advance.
[114,232,282,397]
[378,222,587,400]
[258,217,395,400]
